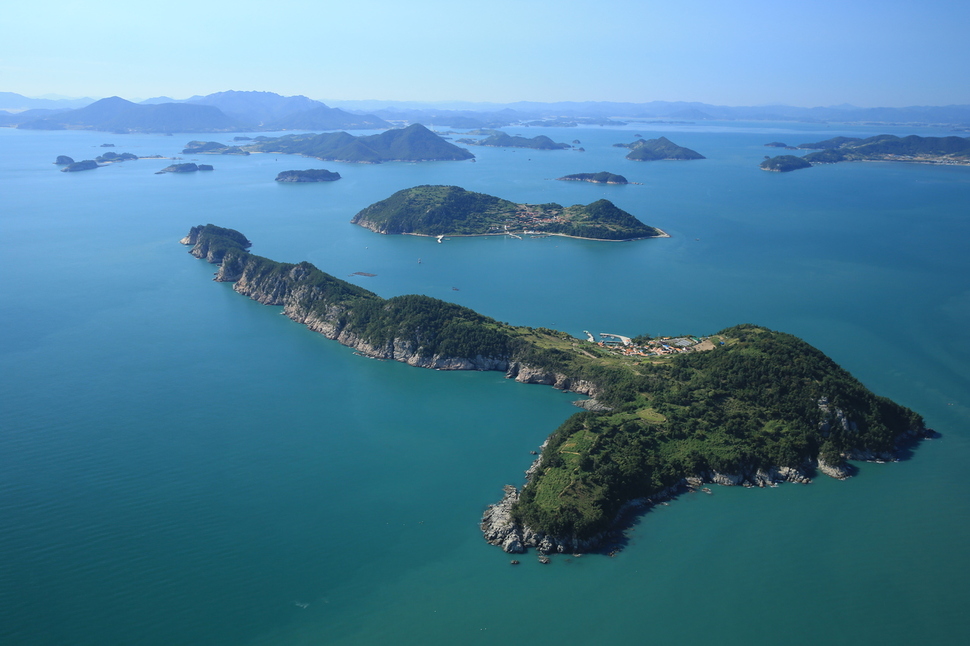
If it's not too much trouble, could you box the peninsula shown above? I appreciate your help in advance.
[349,185,663,240]
[614,136,705,161]
[182,224,929,556]
[797,134,970,165]
[557,172,629,184]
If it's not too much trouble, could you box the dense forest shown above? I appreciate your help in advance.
[350,185,662,240]
[184,225,925,546]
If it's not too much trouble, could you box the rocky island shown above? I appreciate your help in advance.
[350,185,664,240]
[556,172,629,185]
[275,169,341,182]
[614,136,705,161]
[182,224,930,556]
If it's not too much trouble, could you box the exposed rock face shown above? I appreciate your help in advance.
[505,362,597,396]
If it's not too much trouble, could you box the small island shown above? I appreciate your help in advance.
[95,151,138,163]
[760,155,812,172]
[182,141,251,155]
[275,169,341,183]
[61,160,99,172]
[557,172,629,185]
[615,136,705,161]
[54,155,74,165]
[456,132,571,150]
[350,185,665,240]
[157,163,213,174]
[182,224,930,556]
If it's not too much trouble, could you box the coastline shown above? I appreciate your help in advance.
[393,228,670,241]
[482,426,931,557]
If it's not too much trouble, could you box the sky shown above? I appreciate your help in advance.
[1,0,968,107]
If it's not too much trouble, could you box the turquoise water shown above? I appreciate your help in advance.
[1,123,969,645]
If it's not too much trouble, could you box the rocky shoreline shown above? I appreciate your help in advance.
[481,426,932,556]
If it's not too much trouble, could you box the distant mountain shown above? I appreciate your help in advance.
[187,90,322,125]
[18,96,239,133]
[268,104,390,130]
[244,123,474,163]
[0,91,95,111]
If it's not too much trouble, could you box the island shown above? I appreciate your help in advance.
[182,224,931,556]
[275,169,341,183]
[157,163,213,174]
[61,159,98,172]
[181,141,250,155]
[797,134,970,165]
[95,151,138,163]
[760,155,812,172]
[556,172,629,185]
[614,136,705,161]
[456,132,571,150]
[350,185,664,240]
[238,123,473,163]
[54,155,74,165]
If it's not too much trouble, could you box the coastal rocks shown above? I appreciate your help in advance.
[504,361,598,397]
[816,456,852,480]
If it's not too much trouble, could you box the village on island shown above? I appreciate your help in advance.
[583,330,718,357]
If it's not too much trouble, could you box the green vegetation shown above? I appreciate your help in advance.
[159,163,204,173]
[61,160,98,172]
[275,169,341,182]
[182,141,250,155]
[557,172,629,184]
[760,155,812,172]
[350,185,662,240]
[616,136,705,161]
[185,226,926,544]
[95,151,138,163]
[798,134,970,164]
[242,124,474,163]
[459,132,571,150]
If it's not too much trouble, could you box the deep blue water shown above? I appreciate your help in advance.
[1,122,969,645]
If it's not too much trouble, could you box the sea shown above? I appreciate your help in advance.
[1,121,969,645]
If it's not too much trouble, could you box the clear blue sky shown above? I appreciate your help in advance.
[2,0,968,107]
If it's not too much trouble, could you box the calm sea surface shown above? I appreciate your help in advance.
[2,122,969,645]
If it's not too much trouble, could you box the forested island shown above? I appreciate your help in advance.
[797,134,970,165]
[760,155,812,172]
[275,169,341,182]
[350,185,663,240]
[235,123,473,163]
[157,163,213,173]
[182,224,929,556]
[456,132,571,150]
[557,172,629,184]
[614,136,705,161]
[60,159,98,172]
[182,141,251,155]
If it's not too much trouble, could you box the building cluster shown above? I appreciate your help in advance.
[591,333,703,357]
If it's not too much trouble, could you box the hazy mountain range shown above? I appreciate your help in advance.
[1,90,968,133]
